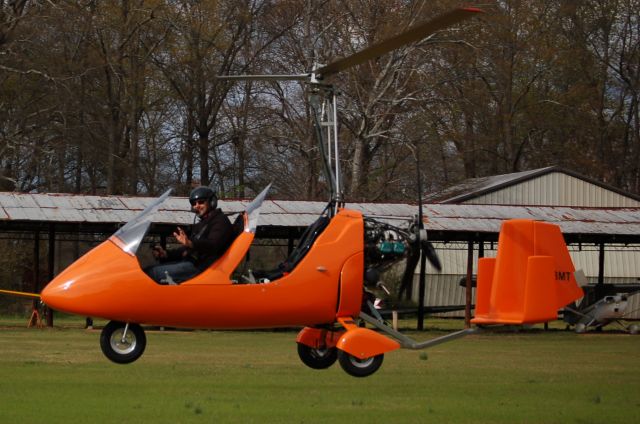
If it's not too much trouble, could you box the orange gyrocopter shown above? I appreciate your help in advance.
[37,7,584,377]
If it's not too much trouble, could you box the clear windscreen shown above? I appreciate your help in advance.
[109,184,270,256]
[246,183,271,233]
[111,189,173,255]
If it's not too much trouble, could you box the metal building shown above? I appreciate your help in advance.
[423,166,640,319]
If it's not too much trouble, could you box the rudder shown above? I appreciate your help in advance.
[472,219,583,325]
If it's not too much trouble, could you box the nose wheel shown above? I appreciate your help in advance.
[100,321,146,364]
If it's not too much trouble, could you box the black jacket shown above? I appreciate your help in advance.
[166,208,235,271]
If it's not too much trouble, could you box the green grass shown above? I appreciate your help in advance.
[1,317,639,423]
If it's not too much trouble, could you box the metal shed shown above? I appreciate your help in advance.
[422,166,640,319]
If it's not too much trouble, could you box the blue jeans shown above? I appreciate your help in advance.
[145,261,199,284]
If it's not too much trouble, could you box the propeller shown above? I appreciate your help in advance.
[397,218,441,300]
[396,201,442,331]
[397,136,441,321]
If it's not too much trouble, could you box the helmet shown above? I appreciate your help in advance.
[189,186,217,209]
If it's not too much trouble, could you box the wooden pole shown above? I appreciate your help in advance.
[32,230,40,326]
[464,241,474,329]
[596,242,605,301]
[46,224,55,327]
[417,250,427,330]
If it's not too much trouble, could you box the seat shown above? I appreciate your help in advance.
[257,213,331,281]
[282,215,330,271]
[230,212,245,240]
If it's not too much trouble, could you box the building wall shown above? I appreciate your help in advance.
[419,171,640,320]
[419,243,640,320]
[463,173,640,207]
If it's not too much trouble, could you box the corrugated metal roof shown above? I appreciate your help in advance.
[1,192,640,239]
[422,204,640,236]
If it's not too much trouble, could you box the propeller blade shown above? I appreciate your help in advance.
[422,240,442,272]
[216,74,310,81]
[398,246,421,299]
[315,7,483,78]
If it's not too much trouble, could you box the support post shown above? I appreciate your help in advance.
[33,230,40,293]
[46,224,55,327]
[464,241,474,329]
[417,250,427,330]
[32,230,40,326]
[596,242,605,301]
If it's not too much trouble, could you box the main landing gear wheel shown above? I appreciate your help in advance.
[100,321,146,364]
[297,343,338,369]
[337,350,384,377]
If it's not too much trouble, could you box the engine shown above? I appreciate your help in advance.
[363,217,413,287]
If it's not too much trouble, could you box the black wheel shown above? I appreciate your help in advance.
[337,350,383,377]
[297,343,338,369]
[100,321,146,364]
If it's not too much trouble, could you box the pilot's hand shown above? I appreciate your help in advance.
[152,245,167,259]
[173,227,193,248]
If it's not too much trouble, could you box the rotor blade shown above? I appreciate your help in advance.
[315,7,483,78]
[216,74,310,82]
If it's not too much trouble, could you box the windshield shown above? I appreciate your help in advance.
[109,184,271,256]
[246,183,271,233]
[111,189,173,255]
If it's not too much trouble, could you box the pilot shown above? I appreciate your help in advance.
[146,186,234,284]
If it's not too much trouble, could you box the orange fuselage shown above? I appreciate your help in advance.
[41,209,365,329]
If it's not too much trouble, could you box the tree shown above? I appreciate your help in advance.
[151,0,292,196]
[0,0,638,199]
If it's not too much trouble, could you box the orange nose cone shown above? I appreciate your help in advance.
[41,239,145,317]
[40,270,92,315]
[40,247,98,314]
[40,275,72,312]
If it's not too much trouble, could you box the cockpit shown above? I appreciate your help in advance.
[109,185,277,285]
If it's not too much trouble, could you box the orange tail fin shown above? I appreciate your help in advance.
[471,219,583,325]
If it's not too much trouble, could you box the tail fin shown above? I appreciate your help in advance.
[472,219,583,325]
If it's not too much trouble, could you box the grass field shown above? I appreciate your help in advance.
[1,316,639,424]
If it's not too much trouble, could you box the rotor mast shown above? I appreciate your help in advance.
[308,76,343,214]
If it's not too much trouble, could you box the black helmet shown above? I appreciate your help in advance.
[189,186,217,209]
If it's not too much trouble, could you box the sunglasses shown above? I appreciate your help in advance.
[190,199,208,206]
